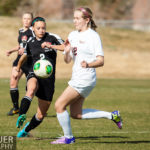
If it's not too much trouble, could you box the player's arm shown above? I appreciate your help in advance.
[81,33,104,68]
[47,33,65,51]
[41,42,64,50]
[7,29,24,56]
[6,45,20,56]
[16,54,27,71]
[64,41,72,64]
[18,48,25,55]
[41,42,65,51]
[51,44,64,51]
[81,55,104,68]
[13,54,27,78]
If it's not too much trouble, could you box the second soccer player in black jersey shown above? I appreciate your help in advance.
[16,25,34,77]
[13,17,64,138]
[6,12,34,116]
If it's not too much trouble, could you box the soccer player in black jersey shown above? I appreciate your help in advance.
[6,12,34,116]
[13,17,64,138]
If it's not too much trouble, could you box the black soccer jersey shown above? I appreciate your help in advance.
[24,32,61,79]
[12,27,35,76]
[18,27,34,49]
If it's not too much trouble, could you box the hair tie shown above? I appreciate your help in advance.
[31,17,45,26]
[78,8,90,18]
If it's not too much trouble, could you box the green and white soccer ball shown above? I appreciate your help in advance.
[33,59,53,78]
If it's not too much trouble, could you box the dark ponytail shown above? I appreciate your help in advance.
[90,18,97,31]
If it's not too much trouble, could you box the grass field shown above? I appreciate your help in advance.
[0,78,150,150]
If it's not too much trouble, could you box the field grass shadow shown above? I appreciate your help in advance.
[76,136,150,144]
[19,136,150,145]
[91,140,150,144]
[35,135,128,141]
[76,136,128,139]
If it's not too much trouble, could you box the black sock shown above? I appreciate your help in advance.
[10,88,19,109]
[19,96,32,115]
[25,114,42,132]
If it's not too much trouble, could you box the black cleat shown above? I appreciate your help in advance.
[7,108,19,116]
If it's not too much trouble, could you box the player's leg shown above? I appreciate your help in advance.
[7,67,23,116]
[55,86,81,113]
[17,99,51,138]
[19,77,38,115]
[68,84,112,120]
[71,106,112,120]
[51,86,80,144]
[70,97,84,119]
[26,99,51,132]
[70,97,122,129]
[16,77,38,128]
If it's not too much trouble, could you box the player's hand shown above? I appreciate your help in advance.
[41,42,47,48]
[41,42,52,49]
[18,48,24,55]
[6,50,12,56]
[64,39,69,46]
[81,60,89,68]
[64,40,71,53]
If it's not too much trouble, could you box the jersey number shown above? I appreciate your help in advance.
[72,47,77,56]
[40,54,45,60]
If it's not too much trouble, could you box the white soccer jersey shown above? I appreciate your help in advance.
[68,28,104,87]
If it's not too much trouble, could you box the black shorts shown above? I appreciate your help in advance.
[27,72,55,101]
[13,55,21,66]
[13,55,32,77]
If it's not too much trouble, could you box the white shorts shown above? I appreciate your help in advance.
[68,80,95,98]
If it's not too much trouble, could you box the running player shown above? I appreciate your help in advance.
[6,12,34,116]
[51,7,123,144]
[13,17,64,138]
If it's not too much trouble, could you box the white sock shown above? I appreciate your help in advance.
[82,108,112,120]
[57,110,73,138]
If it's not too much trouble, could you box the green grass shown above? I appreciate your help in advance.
[0,78,150,150]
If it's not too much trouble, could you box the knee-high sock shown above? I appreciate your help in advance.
[25,114,42,132]
[57,110,73,138]
[19,96,32,115]
[82,109,112,120]
[10,88,19,109]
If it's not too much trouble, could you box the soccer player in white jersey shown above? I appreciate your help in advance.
[51,7,123,144]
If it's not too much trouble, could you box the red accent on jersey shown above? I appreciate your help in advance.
[21,35,28,42]
[72,47,77,56]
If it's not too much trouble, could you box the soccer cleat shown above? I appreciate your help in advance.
[51,137,75,144]
[17,122,30,138]
[112,110,123,129]
[16,114,26,128]
[7,108,19,116]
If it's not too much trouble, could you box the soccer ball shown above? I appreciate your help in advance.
[33,59,53,78]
